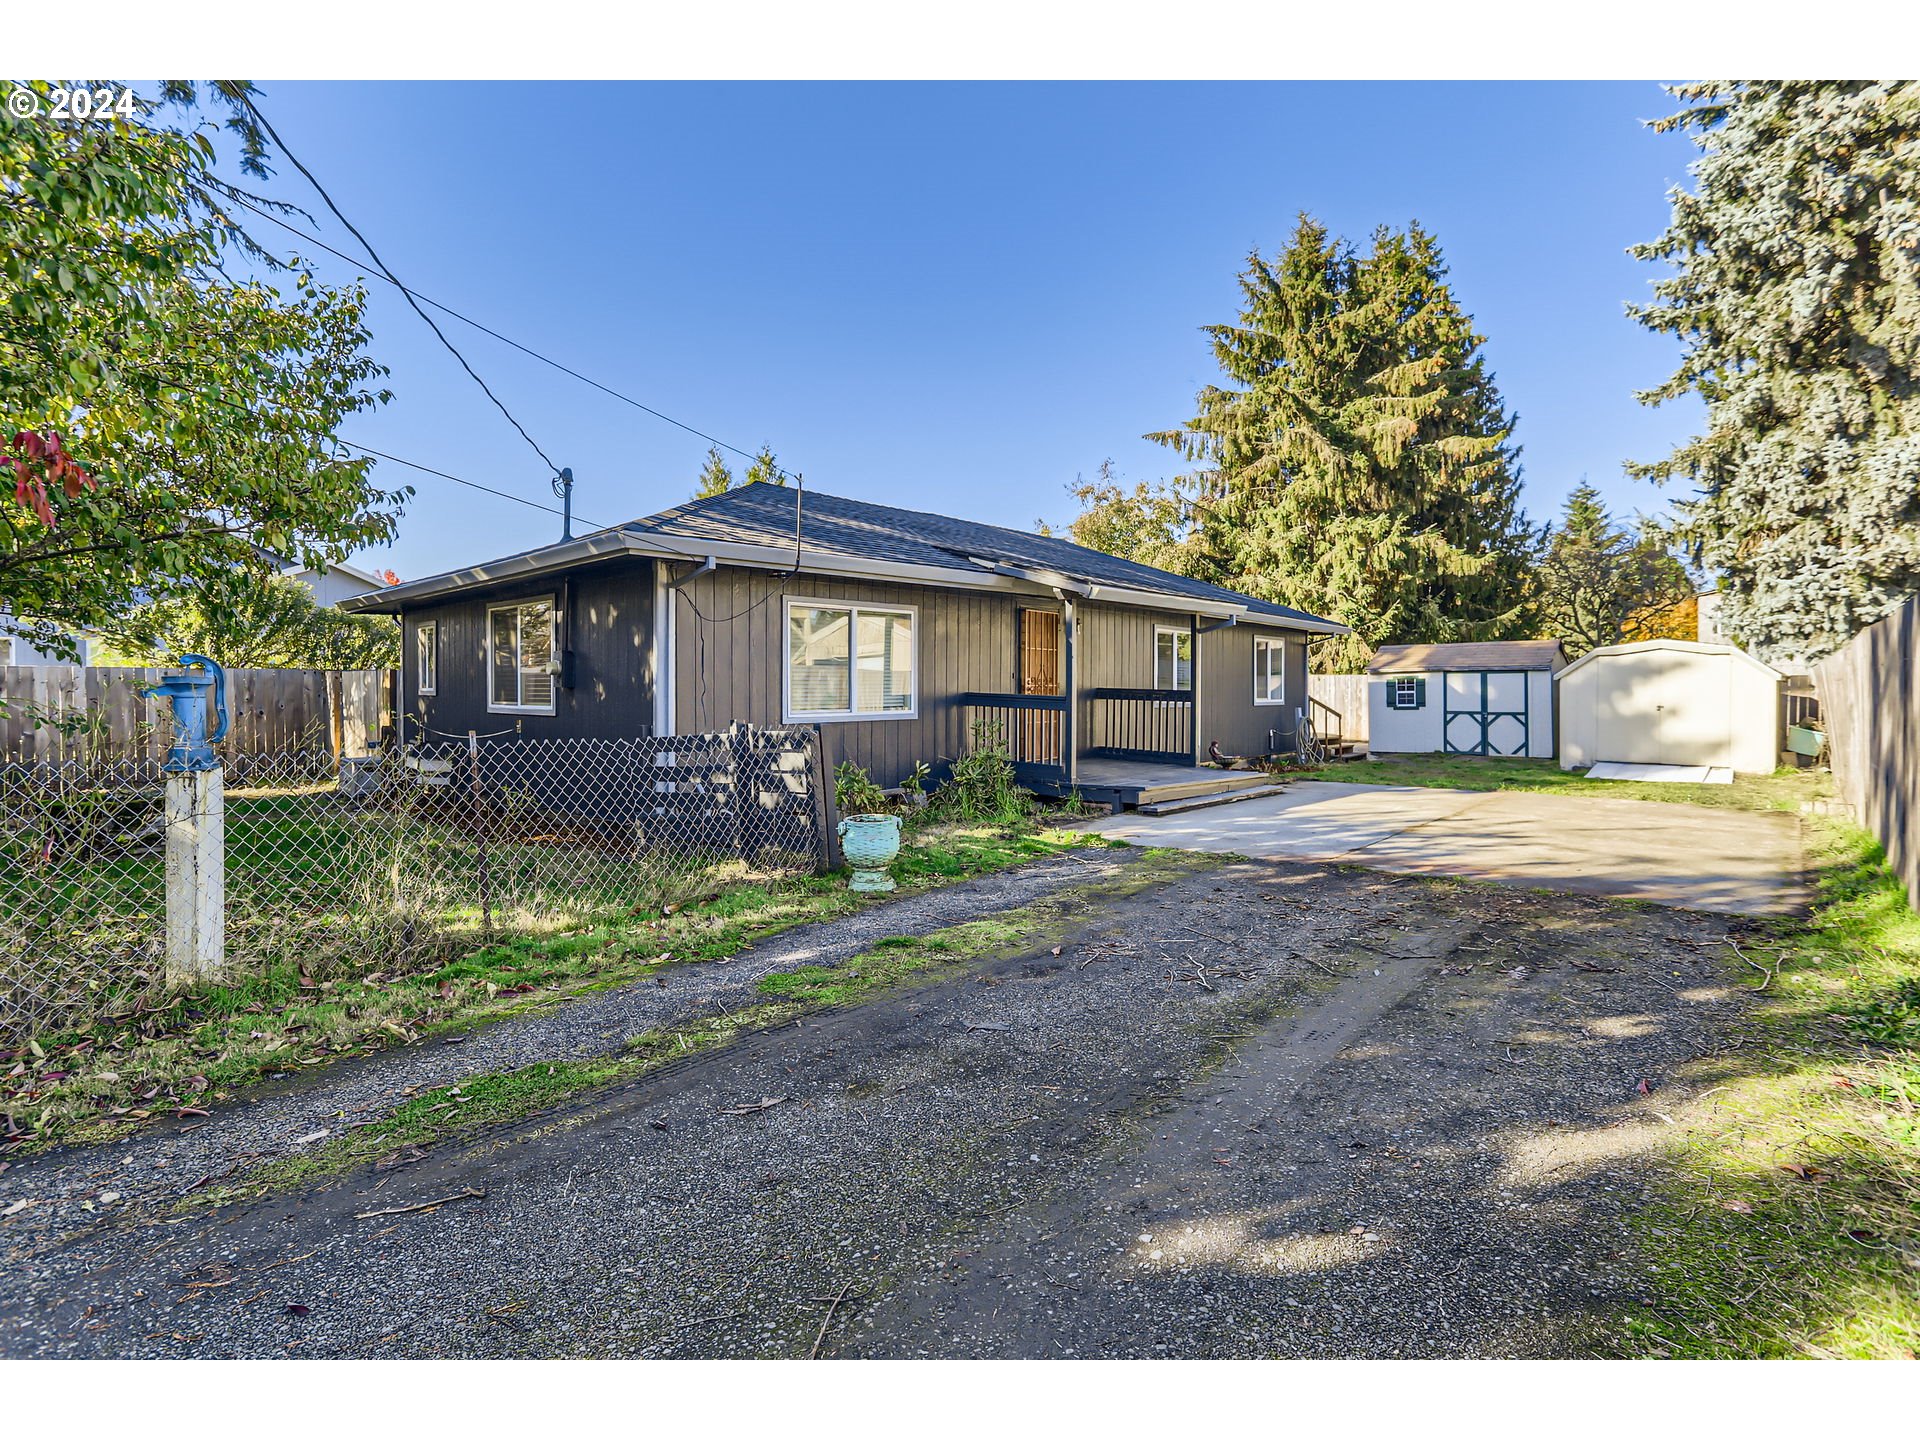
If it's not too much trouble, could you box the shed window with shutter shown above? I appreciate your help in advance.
[785,598,917,721]
[1388,676,1426,710]
[487,598,556,714]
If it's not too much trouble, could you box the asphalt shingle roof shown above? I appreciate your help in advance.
[1366,640,1566,673]
[618,482,1334,627]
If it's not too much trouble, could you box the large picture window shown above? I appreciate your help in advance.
[487,598,556,714]
[416,621,438,696]
[1153,626,1192,691]
[786,599,916,721]
[1254,635,1286,705]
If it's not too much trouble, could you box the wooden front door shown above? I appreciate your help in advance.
[1019,608,1063,765]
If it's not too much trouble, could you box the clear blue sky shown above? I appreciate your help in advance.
[232,81,1704,581]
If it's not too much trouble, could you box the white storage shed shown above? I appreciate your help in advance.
[1556,639,1783,774]
[1365,640,1565,758]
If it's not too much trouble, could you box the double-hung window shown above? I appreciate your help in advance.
[1152,626,1192,691]
[487,598,556,714]
[786,599,916,721]
[1253,636,1286,704]
[415,622,438,696]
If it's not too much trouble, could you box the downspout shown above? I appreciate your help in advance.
[657,556,716,738]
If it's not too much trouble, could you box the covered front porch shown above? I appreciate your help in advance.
[954,689,1271,809]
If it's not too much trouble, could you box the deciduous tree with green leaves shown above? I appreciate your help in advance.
[1,81,407,658]
[1630,81,1920,663]
[1072,215,1536,671]
[99,571,399,670]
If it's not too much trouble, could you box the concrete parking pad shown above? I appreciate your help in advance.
[1087,781,1805,914]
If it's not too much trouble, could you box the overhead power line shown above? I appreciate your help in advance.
[213,176,801,483]
[239,95,564,478]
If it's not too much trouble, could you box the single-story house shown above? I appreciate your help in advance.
[1556,639,1782,774]
[342,482,1348,807]
[1365,640,1566,758]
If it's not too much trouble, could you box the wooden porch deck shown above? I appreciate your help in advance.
[1042,757,1274,809]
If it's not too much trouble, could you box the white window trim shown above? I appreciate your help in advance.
[415,621,438,697]
[783,596,919,723]
[1253,635,1287,706]
[486,596,559,716]
[1152,624,1193,692]
[1392,676,1422,709]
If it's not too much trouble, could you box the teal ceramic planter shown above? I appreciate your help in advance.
[839,813,902,893]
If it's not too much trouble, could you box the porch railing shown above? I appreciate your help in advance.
[957,692,1069,786]
[1083,687,1194,765]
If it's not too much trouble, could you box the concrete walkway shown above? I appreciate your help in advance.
[1087,781,1805,915]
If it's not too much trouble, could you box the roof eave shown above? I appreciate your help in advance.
[342,533,1035,614]
[344,530,1349,635]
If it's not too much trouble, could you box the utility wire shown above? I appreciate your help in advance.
[239,95,564,478]
[212,180,802,483]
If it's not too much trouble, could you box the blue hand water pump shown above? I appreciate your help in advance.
[143,653,229,772]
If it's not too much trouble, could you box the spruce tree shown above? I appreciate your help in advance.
[693,446,734,498]
[1144,214,1537,670]
[1630,81,1920,663]
[1536,483,1695,656]
[744,445,786,486]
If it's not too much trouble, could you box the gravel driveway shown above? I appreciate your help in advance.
[1,855,1751,1358]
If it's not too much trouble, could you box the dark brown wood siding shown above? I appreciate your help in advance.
[397,557,656,743]
[670,567,1027,788]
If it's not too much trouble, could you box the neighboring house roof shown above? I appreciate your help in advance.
[347,481,1346,633]
[1367,640,1566,674]
[1555,638,1782,683]
[283,559,388,590]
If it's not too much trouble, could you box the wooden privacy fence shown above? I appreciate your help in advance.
[0,665,394,763]
[1816,595,1920,910]
[1308,674,1370,743]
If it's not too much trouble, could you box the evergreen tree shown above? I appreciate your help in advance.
[1535,483,1696,656]
[1139,215,1537,670]
[1630,81,1920,663]
[693,446,734,498]
[744,445,786,487]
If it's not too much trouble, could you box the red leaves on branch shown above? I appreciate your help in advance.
[7,430,95,526]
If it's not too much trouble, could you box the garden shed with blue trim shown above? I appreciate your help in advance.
[1364,640,1566,758]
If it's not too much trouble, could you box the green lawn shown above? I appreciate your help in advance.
[3,817,1114,1150]
[1305,753,1831,814]
[1621,816,1920,1358]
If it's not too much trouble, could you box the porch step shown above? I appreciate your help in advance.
[1137,783,1289,817]
[1130,771,1275,807]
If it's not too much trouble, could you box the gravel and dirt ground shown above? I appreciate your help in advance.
[1,851,1760,1358]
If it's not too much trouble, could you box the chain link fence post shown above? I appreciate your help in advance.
[467,729,495,936]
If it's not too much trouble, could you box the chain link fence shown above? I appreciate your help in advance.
[1,725,830,1048]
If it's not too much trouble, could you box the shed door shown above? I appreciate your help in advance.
[1443,670,1529,756]
[1601,651,1728,766]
